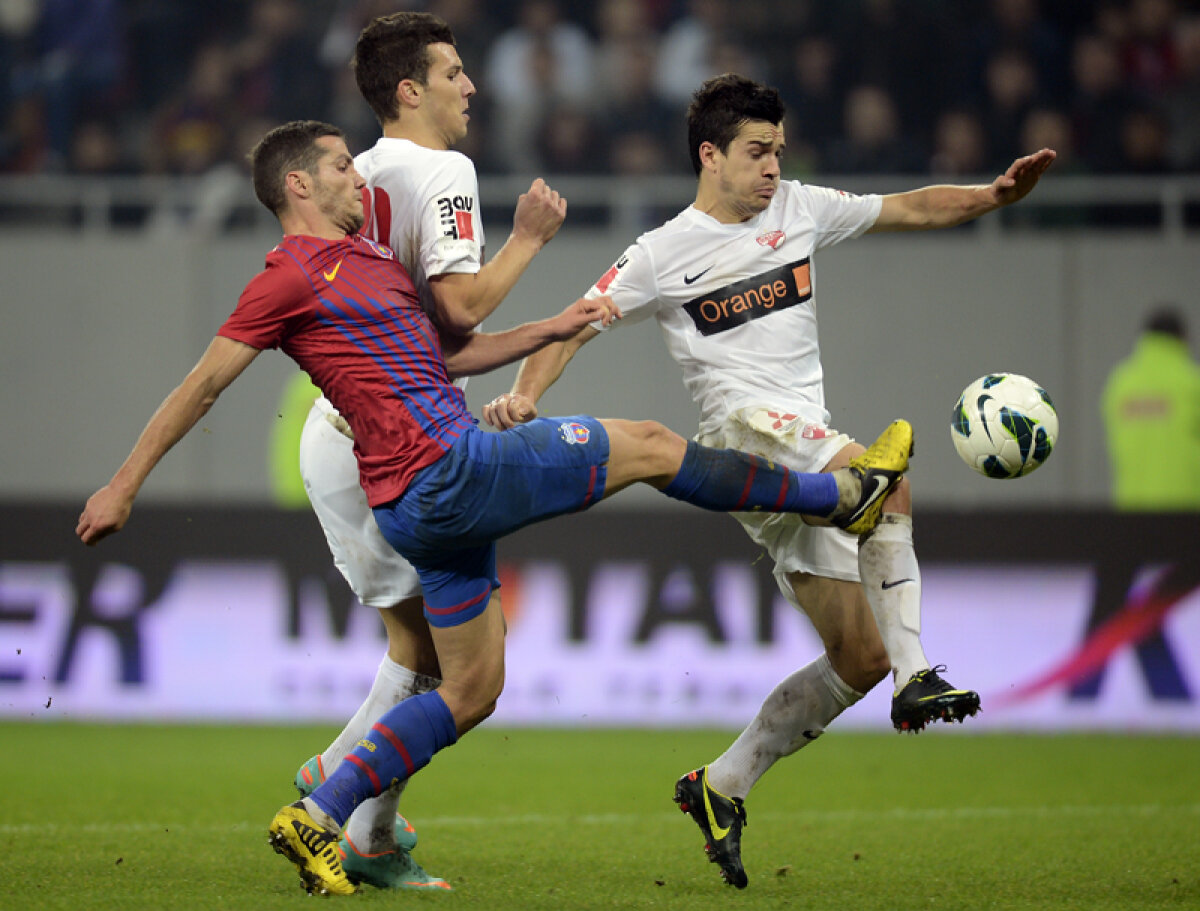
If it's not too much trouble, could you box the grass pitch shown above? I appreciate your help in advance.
[3,722,1197,910]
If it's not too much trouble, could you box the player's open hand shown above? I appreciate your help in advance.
[483,392,538,430]
[990,148,1057,206]
[549,295,621,340]
[513,178,567,248]
[76,485,133,545]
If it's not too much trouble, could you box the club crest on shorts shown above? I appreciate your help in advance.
[558,421,591,445]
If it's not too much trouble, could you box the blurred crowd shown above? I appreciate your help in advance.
[3,0,1200,180]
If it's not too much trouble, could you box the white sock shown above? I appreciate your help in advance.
[706,654,862,800]
[857,513,929,689]
[322,656,440,854]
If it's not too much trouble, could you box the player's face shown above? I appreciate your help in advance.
[421,42,475,148]
[712,120,784,221]
[311,136,366,234]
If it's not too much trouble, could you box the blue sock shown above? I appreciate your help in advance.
[310,690,458,827]
[661,442,838,516]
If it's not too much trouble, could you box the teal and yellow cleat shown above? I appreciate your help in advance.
[268,802,358,896]
[340,835,452,891]
[673,767,749,889]
[294,754,418,852]
[891,665,981,732]
[833,419,913,536]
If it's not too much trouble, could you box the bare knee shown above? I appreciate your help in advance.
[826,631,890,694]
[601,418,688,490]
[439,664,504,735]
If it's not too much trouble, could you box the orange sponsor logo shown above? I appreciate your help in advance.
[682,258,812,336]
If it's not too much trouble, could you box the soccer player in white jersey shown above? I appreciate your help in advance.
[293,12,571,889]
[486,74,1057,889]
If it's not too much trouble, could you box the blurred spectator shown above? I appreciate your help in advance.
[1117,105,1173,173]
[1121,0,1180,94]
[69,117,127,174]
[596,33,680,175]
[593,0,654,103]
[1070,32,1142,172]
[829,0,950,136]
[1165,15,1200,169]
[1,96,45,171]
[147,43,237,176]
[981,46,1044,168]
[124,2,208,113]
[1102,305,1200,511]
[1006,106,1090,228]
[966,0,1068,105]
[485,0,595,171]
[535,102,603,174]
[229,0,329,125]
[14,0,126,169]
[1020,106,1083,173]
[824,84,925,174]
[319,0,400,72]
[655,0,762,105]
[776,34,844,173]
[929,109,987,177]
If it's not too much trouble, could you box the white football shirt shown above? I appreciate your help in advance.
[355,137,485,306]
[587,180,881,433]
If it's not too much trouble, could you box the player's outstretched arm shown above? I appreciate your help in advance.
[76,336,260,545]
[481,317,603,430]
[442,296,619,380]
[869,148,1057,233]
[429,179,567,333]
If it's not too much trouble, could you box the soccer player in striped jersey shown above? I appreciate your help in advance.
[76,119,912,896]
[488,74,1055,888]
[290,13,570,889]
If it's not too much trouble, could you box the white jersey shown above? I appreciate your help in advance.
[586,180,881,433]
[355,137,485,306]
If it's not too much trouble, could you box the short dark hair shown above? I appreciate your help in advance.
[1144,305,1187,340]
[686,74,786,176]
[249,120,345,216]
[353,12,456,126]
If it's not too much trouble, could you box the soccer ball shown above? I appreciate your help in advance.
[950,373,1058,478]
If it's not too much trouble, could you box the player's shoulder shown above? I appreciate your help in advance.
[632,207,697,250]
[242,240,315,301]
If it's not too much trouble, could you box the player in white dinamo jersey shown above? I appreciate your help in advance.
[488,74,1056,889]
[294,12,571,890]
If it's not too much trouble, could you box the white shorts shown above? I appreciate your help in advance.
[299,402,422,607]
[697,407,861,605]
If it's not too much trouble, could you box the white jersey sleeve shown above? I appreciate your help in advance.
[583,241,662,331]
[799,184,882,251]
[412,151,483,277]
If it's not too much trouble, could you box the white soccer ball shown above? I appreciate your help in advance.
[950,373,1059,478]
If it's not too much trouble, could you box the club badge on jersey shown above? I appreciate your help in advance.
[361,237,394,260]
[558,421,591,445]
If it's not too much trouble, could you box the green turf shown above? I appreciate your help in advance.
[2,722,1197,910]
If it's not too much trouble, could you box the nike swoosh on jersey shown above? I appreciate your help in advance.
[882,578,914,590]
[683,265,715,285]
[323,259,344,282]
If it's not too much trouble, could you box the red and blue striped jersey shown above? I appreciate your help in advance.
[219,233,476,506]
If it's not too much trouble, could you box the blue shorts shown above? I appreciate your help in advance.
[373,416,609,627]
